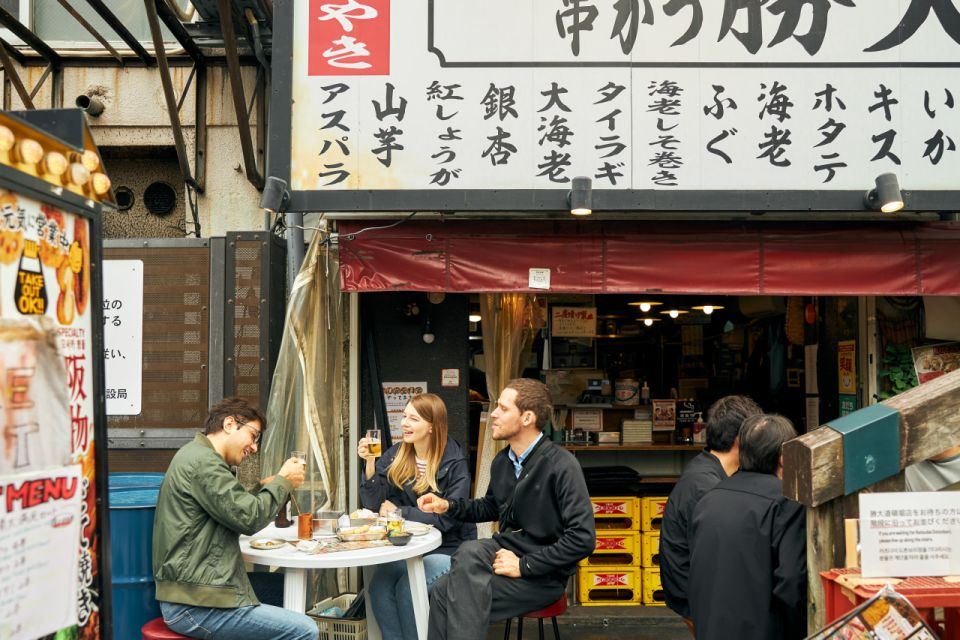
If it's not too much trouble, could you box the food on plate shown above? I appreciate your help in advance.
[349,508,377,519]
[339,524,370,536]
[249,538,286,550]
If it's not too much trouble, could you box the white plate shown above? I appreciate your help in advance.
[249,538,287,550]
[404,523,433,536]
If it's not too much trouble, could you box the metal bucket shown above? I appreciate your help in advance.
[109,486,161,640]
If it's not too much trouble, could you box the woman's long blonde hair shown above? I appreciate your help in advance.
[386,393,448,495]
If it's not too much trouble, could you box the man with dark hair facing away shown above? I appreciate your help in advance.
[688,414,807,640]
[418,378,596,640]
[660,395,762,631]
[153,397,317,639]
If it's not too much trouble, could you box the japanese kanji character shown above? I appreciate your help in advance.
[648,151,683,168]
[767,0,855,56]
[481,84,519,121]
[719,0,765,54]
[539,82,572,112]
[556,0,599,56]
[536,150,572,183]
[866,0,960,52]
[757,125,792,166]
[758,81,794,122]
[538,115,575,147]
[372,126,404,166]
[372,83,407,121]
[482,127,517,165]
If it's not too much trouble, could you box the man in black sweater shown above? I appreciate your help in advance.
[660,395,761,631]
[418,378,595,640]
[688,414,807,640]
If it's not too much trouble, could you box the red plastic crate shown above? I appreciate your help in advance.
[820,568,960,638]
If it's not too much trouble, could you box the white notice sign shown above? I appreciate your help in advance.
[859,492,960,578]
[103,260,143,415]
[0,465,82,640]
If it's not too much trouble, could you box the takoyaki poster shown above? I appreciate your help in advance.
[912,342,960,385]
[0,189,99,640]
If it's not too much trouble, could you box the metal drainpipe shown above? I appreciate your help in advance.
[285,211,305,291]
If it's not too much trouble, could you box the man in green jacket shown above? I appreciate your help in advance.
[152,397,317,639]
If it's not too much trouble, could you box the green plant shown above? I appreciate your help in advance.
[878,344,919,400]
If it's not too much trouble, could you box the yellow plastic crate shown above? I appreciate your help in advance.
[641,531,660,567]
[640,496,668,531]
[579,532,640,567]
[642,568,665,606]
[590,496,640,531]
[577,567,642,606]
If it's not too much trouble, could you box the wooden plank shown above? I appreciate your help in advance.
[783,368,960,507]
[807,502,842,634]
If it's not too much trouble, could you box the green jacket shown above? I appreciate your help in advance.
[152,433,291,607]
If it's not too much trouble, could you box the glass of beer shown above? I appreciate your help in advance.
[297,513,313,540]
[291,450,306,465]
[366,429,382,457]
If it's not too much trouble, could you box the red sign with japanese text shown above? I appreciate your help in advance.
[0,189,98,640]
[308,0,391,76]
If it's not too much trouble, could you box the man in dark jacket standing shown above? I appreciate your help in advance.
[660,395,761,629]
[153,397,317,639]
[418,378,596,640]
[688,414,807,640]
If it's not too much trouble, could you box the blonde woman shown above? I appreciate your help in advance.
[358,393,476,640]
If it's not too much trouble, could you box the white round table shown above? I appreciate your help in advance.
[241,524,442,640]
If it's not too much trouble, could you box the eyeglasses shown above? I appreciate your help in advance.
[236,419,262,444]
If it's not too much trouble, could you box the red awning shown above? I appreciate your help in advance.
[337,221,960,295]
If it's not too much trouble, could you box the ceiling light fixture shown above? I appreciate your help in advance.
[629,300,663,313]
[660,309,689,319]
[692,304,724,315]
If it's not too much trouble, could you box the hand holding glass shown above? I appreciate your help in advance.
[366,430,381,457]
[291,450,306,465]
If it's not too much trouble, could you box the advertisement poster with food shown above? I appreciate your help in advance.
[809,586,937,639]
[0,188,97,640]
[911,342,960,384]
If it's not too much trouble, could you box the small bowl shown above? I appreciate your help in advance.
[387,532,412,546]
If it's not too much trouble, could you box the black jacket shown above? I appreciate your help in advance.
[447,436,595,580]
[660,450,726,618]
[688,472,807,640]
[359,436,477,555]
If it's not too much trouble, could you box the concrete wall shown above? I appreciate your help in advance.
[4,62,264,237]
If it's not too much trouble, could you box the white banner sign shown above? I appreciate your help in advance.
[382,382,427,441]
[103,260,143,415]
[0,465,82,640]
[860,492,960,578]
[291,0,960,192]
[551,306,597,337]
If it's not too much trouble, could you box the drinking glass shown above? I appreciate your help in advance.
[366,430,381,457]
[291,450,306,465]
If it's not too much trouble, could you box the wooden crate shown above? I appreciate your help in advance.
[590,496,640,531]
[579,532,640,567]
[577,567,642,606]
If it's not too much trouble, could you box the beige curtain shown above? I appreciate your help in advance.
[473,293,539,537]
[262,234,346,515]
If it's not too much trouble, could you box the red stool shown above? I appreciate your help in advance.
[503,595,567,640]
[141,617,190,640]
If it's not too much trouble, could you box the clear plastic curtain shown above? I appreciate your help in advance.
[262,234,346,515]
[473,293,538,538]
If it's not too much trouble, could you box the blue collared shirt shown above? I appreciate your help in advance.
[507,431,544,479]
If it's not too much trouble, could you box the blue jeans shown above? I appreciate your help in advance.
[159,601,318,640]
[368,554,451,640]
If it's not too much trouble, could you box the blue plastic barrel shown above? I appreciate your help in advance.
[109,485,161,640]
[108,472,165,490]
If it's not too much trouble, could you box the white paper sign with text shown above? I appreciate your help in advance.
[103,260,143,415]
[860,492,960,578]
